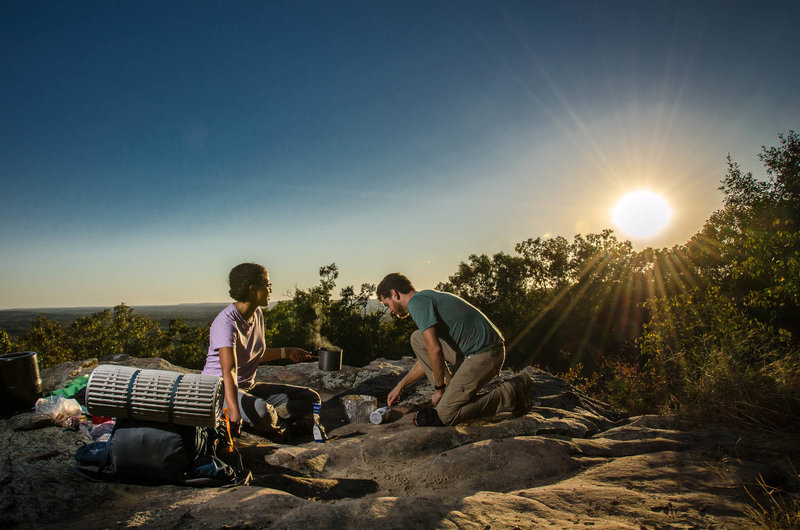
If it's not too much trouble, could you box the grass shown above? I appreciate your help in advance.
[743,468,800,529]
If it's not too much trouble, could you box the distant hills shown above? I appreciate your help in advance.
[0,300,388,336]
[0,303,230,336]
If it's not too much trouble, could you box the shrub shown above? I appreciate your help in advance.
[631,287,799,430]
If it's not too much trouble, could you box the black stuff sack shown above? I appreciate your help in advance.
[72,419,249,486]
[108,420,195,482]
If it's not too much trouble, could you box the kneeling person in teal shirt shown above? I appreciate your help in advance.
[377,272,531,426]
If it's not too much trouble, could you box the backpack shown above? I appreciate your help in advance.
[72,419,251,487]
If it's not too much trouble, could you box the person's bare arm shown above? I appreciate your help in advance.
[218,346,241,435]
[422,326,447,406]
[387,360,426,406]
[260,347,313,363]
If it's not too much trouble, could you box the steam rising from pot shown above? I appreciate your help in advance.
[308,302,340,352]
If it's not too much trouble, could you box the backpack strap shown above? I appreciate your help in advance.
[125,369,141,419]
[167,374,185,424]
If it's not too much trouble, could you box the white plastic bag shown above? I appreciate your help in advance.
[34,395,82,420]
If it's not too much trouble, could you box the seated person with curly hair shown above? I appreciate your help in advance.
[202,262,320,441]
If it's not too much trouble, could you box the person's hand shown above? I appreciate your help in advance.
[227,408,242,437]
[431,388,444,407]
[387,383,404,406]
[287,348,313,363]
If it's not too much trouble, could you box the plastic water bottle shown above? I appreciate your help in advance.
[312,402,327,442]
[369,406,391,424]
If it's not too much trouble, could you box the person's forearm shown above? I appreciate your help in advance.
[428,346,446,387]
[421,327,447,388]
[388,361,428,406]
[261,347,284,362]
[261,346,308,363]
[222,370,239,415]
[401,360,426,389]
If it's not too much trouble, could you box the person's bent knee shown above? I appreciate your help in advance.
[435,402,459,426]
[242,397,280,432]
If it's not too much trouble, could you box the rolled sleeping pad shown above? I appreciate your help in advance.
[85,364,223,428]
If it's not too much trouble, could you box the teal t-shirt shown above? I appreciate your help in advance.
[407,290,504,357]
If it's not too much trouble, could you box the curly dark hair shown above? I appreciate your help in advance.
[228,263,267,301]
[376,272,415,299]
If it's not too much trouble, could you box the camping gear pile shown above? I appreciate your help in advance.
[73,364,250,486]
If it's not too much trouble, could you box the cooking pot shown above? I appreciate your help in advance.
[317,348,343,371]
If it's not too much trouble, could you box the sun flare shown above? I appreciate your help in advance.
[612,190,672,239]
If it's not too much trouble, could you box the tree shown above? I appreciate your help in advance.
[603,132,800,429]
[689,131,800,339]
[160,318,209,369]
[436,250,534,339]
[326,283,382,366]
[439,230,644,371]
[290,264,340,351]
[262,300,304,348]
[0,330,10,355]
[68,304,163,359]
[264,263,414,367]
[13,315,72,368]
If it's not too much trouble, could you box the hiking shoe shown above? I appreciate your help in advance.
[413,407,444,427]
[510,374,534,417]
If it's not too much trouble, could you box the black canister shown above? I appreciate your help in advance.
[0,351,43,415]
[318,348,343,371]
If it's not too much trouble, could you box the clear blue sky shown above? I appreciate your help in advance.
[1,1,798,309]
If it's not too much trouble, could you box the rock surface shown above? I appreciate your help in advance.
[0,356,794,528]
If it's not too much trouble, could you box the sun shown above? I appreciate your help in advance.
[611,190,672,239]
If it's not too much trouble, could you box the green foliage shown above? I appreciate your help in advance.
[262,300,303,347]
[1,132,797,434]
[690,131,800,337]
[326,283,384,366]
[12,315,72,367]
[630,287,796,426]
[160,318,210,370]
[436,250,534,356]
[435,132,800,432]
[266,264,415,366]
[67,304,162,360]
[438,229,645,371]
[605,132,800,429]
[6,305,209,370]
[0,330,10,355]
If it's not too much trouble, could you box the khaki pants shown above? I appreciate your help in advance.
[410,330,517,425]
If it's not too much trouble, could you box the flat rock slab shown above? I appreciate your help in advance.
[1,357,792,528]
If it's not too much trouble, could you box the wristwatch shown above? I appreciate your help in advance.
[434,383,446,390]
